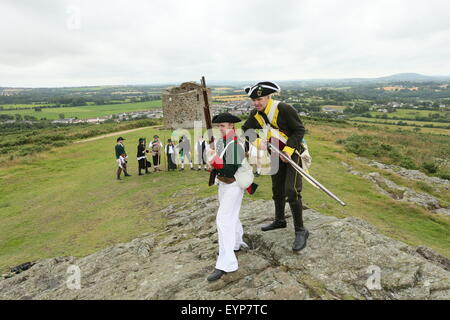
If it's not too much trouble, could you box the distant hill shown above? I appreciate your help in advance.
[211,73,450,89]
[2,73,450,90]
[275,73,450,87]
[376,73,450,82]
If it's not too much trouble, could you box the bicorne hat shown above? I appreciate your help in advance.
[244,81,281,99]
[212,113,242,124]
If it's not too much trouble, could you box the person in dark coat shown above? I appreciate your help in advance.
[195,135,208,171]
[241,81,308,252]
[137,138,151,175]
[115,137,131,180]
[165,139,177,171]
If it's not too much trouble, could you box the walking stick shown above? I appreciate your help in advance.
[144,137,148,172]
[200,76,216,186]
[163,133,167,171]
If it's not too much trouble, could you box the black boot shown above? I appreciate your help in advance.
[289,199,304,231]
[289,199,308,251]
[207,269,226,282]
[261,199,287,231]
[292,228,309,251]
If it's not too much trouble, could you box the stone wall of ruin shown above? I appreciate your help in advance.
[162,86,212,129]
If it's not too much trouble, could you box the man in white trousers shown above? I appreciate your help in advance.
[206,112,248,282]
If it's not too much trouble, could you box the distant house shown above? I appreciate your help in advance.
[86,118,107,124]
[52,118,76,124]
[322,106,343,113]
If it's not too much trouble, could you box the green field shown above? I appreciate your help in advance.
[1,121,449,272]
[368,108,449,120]
[348,120,450,136]
[0,103,53,110]
[351,117,450,128]
[0,101,162,120]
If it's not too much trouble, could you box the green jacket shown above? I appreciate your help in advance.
[115,143,125,159]
[215,137,244,178]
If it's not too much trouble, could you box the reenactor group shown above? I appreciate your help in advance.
[114,134,210,180]
[114,81,311,282]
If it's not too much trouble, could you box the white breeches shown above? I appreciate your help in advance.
[215,181,245,273]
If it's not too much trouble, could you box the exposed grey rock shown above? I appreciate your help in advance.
[342,161,448,214]
[361,158,450,190]
[363,172,441,210]
[341,161,353,171]
[0,197,448,300]
[432,208,450,216]
[414,246,450,271]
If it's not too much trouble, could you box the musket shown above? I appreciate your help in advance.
[200,76,216,186]
[269,142,346,206]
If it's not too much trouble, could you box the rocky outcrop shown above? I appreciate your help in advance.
[360,158,450,190]
[363,172,441,210]
[1,197,449,300]
[342,162,449,215]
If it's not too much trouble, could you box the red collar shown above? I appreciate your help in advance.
[222,129,237,140]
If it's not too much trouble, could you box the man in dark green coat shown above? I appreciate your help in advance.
[115,137,131,180]
[206,113,247,282]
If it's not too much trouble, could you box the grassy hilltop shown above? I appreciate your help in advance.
[0,119,449,273]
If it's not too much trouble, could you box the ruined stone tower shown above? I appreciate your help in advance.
[162,81,212,129]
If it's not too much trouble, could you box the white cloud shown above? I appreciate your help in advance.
[0,0,449,87]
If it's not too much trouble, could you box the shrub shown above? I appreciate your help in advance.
[438,173,450,180]
[51,141,68,148]
[399,157,418,170]
[344,141,362,155]
[422,162,438,174]
[416,181,433,193]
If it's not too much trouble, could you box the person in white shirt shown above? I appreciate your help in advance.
[149,135,163,172]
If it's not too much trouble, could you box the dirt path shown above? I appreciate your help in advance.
[75,125,162,144]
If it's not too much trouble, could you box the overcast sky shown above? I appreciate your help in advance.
[1,0,450,87]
